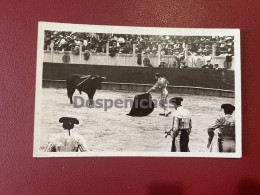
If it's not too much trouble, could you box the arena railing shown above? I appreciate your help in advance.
[43,41,235,70]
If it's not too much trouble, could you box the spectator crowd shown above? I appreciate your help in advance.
[44,31,234,57]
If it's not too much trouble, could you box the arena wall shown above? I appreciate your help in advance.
[42,62,235,97]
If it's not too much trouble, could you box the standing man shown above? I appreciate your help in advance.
[166,97,192,152]
[147,73,171,116]
[207,104,235,152]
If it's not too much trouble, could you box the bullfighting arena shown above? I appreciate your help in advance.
[39,88,235,153]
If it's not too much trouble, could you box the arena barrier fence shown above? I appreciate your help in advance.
[42,62,234,97]
[42,79,234,98]
[43,62,234,89]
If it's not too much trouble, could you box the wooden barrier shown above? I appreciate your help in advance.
[42,79,235,98]
[43,63,235,91]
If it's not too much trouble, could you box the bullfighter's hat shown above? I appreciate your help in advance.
[59,117,79,133]
[169,97,183,105]
[155,73,161,77]
[221,104,235,113]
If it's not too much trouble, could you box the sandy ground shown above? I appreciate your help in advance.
[39,88,235,152]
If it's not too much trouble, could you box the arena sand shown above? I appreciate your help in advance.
[39,88,235,153]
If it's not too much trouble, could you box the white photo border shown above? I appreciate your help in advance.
[33,22,241,158]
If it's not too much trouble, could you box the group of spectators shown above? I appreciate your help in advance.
[44,31,234,57]
[157,60,220,69]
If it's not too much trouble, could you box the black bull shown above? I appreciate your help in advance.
[66,75,107,105]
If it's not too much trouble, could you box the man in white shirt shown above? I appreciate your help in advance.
[167,97,192,152]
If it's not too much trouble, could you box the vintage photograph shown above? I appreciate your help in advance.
[33,22,241,157]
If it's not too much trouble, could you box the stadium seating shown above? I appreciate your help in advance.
[44,31,234,57]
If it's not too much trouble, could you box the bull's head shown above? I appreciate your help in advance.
[92,75,107,90]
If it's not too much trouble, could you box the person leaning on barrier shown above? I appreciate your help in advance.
[45,117,89,152]
[202,60,213,69]
[207,104,235,152]
[214,64,219,70]
[165,97,192,152]
[179,61,188,69]
[158,61,166,68]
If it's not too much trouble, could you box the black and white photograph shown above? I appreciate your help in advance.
[33,22,241,158]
